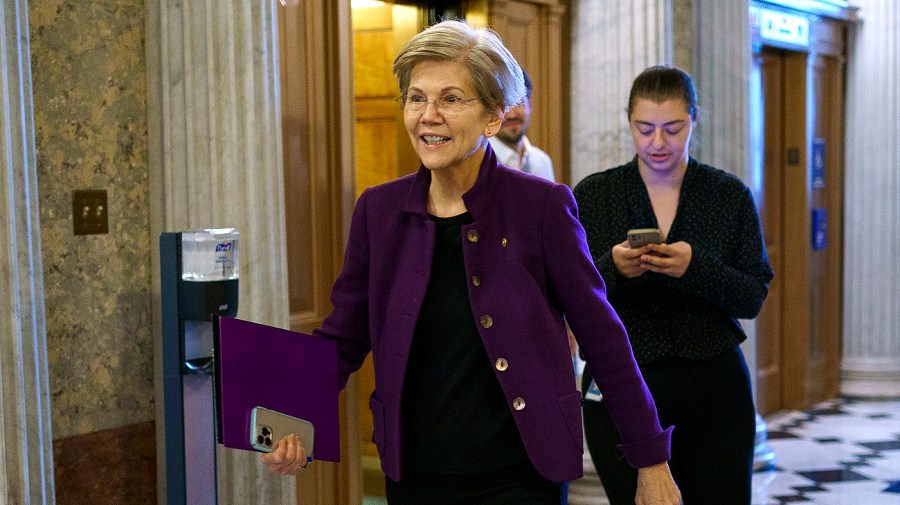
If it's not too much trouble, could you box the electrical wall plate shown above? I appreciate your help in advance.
[72,189,108,235]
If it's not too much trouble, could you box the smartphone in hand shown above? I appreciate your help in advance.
[627,228,661,248]
[250,406,315,460]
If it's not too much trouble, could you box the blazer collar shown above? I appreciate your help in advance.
[402,144,500,220]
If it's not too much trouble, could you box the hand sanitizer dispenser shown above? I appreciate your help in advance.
[179,229,239,374]
[159,229,239,505]
[179,228,239,310]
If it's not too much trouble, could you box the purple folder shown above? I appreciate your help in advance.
[213,316,340,462]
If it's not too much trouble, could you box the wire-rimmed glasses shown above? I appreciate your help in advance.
[398,94,482,115]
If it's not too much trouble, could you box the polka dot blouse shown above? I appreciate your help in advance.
[573,157,774,363]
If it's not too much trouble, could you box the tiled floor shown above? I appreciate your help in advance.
[752,398,900,505]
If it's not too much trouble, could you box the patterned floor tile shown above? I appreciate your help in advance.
[752,398,900,505]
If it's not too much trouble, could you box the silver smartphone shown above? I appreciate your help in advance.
[627,228,662,248]
[249,406,315,458]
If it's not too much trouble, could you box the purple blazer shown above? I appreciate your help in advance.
[314,146,672,483]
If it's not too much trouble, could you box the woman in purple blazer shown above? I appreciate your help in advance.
[262,20,681,505]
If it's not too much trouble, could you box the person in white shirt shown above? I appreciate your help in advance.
[489,70,555,181]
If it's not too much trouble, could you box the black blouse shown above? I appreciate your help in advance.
[573,158,774,363]
[401,212,527,476]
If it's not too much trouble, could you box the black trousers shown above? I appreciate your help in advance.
[385,459,563,505]
[582,347,756,505]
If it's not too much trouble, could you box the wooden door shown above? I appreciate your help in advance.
[353,3,421,198]
[755,39,844,413]
[487,0,568,182]
[488,1,543,138]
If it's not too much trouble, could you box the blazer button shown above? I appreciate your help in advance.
[495,357,508,371]
[471,275,481,287]
[512,397,526,411]
[480,315,493,329]
[501,237,508,247]
[467,230,479,243]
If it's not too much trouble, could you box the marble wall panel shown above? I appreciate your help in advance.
[842,0,900,397]
[29,0,152,439]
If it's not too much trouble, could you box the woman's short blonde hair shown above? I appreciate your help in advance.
[392,20,526,112]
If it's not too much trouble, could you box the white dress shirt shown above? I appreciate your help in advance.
[489,135,555,182]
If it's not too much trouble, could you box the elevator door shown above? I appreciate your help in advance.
[756,48,785,415]
[756,45,844,414]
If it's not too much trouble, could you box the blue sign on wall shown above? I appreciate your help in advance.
[812,207,827,250]
[813,137,826,189]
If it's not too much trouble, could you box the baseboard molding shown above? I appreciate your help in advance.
[841,368,900,398]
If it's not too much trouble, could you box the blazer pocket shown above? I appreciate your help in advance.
[558,391,584,450]
[368,394,385,450]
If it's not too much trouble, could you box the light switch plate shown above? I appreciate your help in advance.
[72,190,108,235]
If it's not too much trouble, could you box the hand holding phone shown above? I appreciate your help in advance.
[251,406,315,460]
[627,228,661,248]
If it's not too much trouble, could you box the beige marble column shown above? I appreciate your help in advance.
[689,4,755,312]
[691,0,777,469]
[145,1,294,503]
[0,0,56,502]
[841,0,900,397]
[569,0,672,185]
[569,2,672,502]
[690,0,752,181]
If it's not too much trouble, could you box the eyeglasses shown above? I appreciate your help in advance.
[399,94,482,115]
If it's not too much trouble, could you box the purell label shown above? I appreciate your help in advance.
[182,229,240,281]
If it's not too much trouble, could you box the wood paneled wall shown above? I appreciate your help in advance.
[279,1,361,503]
[353,4,421,197]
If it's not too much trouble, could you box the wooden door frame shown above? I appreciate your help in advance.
[755,47,786,415]
[279,0,360,503]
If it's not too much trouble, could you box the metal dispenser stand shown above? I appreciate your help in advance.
[159,230,239,505]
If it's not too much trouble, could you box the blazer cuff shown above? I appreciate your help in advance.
[615,425,674,468]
